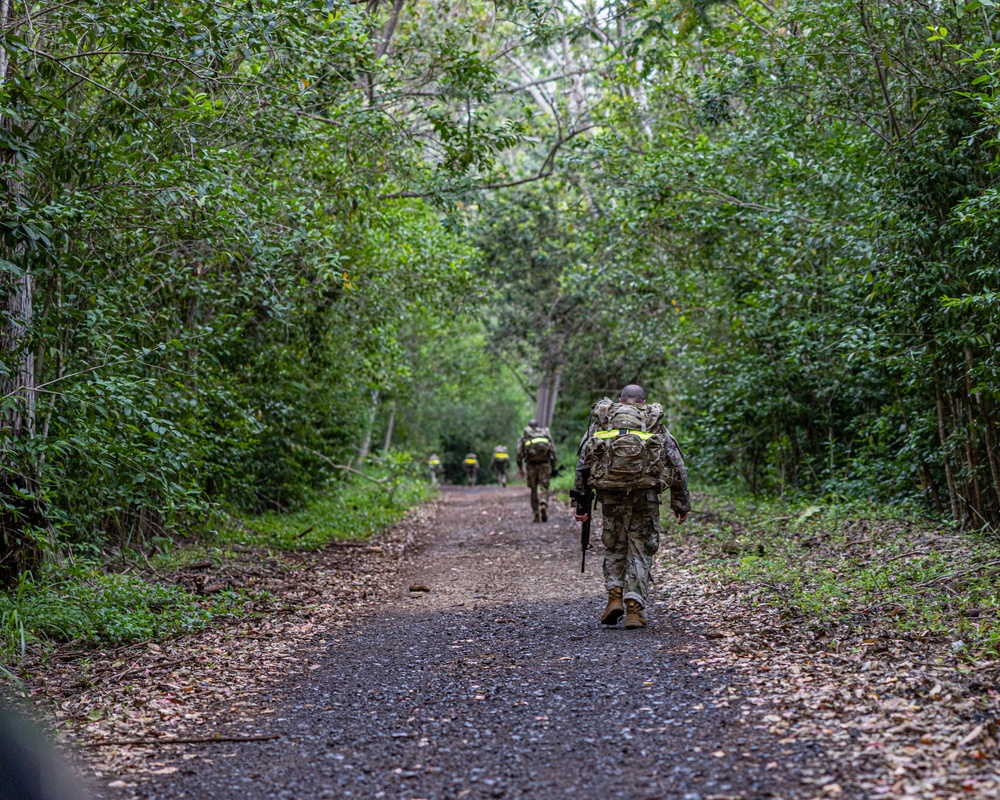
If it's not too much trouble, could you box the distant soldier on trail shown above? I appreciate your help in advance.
[517,419,557,522]
[427,453,443,484]
[572,384,690,629]
[462,453,480,487]
[491,445,511,487]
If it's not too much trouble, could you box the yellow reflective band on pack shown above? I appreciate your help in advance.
[464,458,477,464]
[494,453,509,459]
[528,437,550,445]
[428,459,440,466]
[594,428,656,441]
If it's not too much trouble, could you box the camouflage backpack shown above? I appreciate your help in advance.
[522,427,552,465]
[581,399,668,491]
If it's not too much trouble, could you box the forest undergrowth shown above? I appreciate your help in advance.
[685,492,1000,660]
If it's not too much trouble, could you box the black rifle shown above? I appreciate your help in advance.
[568,468,595,573]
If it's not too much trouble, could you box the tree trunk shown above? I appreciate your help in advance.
[534,370,560,428]
[382,402,396,452]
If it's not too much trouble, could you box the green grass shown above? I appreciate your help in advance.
[0,468,434,665]
[0,566,252,661]
[683,492,1000,658]
[228,473,433,550]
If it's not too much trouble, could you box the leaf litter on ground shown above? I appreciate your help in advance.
[3,502,439,791]
[656,494,1000,799]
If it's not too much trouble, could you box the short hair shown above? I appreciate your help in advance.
[529,418,539,427]
[620,384,646,403]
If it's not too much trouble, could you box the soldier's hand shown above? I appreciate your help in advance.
[574,511,589,523]
[518,468,525,478]
[674,511,688,524]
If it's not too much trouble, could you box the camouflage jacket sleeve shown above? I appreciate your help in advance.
[515,436,525,468]
[661,428,691,515]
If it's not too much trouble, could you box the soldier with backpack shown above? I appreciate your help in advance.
[572,384,690,629]
[462,453,480,486]
[517,419,557,522]
[427,453,443,485]
[491,445,511,487]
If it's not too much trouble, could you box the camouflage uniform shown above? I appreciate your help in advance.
[491,446,510,488]
[427,454,443,485]
[462,453,479,487]
[575,418,690,609]
[516,426,557,519]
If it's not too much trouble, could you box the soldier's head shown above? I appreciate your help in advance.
[619,384,646,404]
[529,418,538,428]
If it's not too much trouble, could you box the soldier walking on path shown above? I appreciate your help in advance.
[517,419,557,522]
[491,445,511,487]
[572,384,690,629]
[462,453,480,487]
[427,453,443,485]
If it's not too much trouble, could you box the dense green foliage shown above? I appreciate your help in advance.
[473,0,1000,528]
[0,0,529,583]
[2,0,1000,594]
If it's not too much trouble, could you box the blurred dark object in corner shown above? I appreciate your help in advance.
[0,707,90,800]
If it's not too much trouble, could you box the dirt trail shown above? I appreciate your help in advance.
[120,486,822,800]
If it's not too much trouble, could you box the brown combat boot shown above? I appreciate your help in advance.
[540,504,548,522]
[624,599,647,629]
[600,587,624,625]
[533,511,540,523]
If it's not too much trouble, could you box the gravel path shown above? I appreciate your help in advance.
[138,486,820,800]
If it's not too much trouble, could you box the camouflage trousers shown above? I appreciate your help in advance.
[525,462,551,514]
[464,467,478,487]
[492,463,509,487]
[599,489,661,608]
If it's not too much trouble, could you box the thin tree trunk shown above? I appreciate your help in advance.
[535,375,550,427]
[545,370,560,430]
[374,0,405,59]
[382,402,396,452]
[534,370,560,428]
